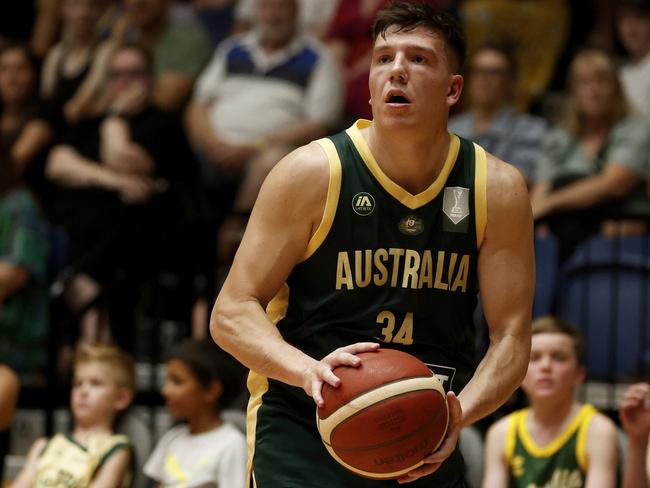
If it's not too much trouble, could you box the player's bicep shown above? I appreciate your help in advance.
[224,145,329,307]
[478,160,535,339]
[584,416,618,488]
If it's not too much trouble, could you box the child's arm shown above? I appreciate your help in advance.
[585,413,619,488]
[481,417,510,488]
[89,447,132,488]
[10,437,47,488]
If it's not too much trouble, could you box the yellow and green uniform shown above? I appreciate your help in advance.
[35,433,132,488]
[247,120,487,487]
[504,404,597,488]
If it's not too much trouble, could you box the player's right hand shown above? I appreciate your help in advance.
[303,342,380,407]
[619,382,650,441]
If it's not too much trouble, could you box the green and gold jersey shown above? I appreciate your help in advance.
[247,119,487,487]
[505,404,597,488]
[36,432,132,488]
[269,119,486,394]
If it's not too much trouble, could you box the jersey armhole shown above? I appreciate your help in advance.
[300,138,342,262]
[473,143,487,249]
[576,405,596,471]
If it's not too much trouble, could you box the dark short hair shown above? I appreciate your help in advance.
[532,316,585,365]
[167,339,246,408]
[372,1,466,72]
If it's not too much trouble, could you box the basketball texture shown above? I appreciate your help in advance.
[316,348,448,480]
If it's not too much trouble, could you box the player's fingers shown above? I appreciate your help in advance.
[338,342,380,355]
[397,461,442,484]
[332,352,362,368]
[319,367,341,389]
[311,379,324,407]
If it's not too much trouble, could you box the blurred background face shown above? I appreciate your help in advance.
[571,59,618,119]
[617,11,650,59]
[255,0,297,47]
[107,47,151,99]
[0,47,35,106]
[468,48,512,110]
[161,359,209,419]
[71,361,123,426]
[62,0,107,38]
[123,0,169,28]
[522,333,584,402]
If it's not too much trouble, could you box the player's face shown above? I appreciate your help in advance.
[522,333,584,402]
[71,362,126,426]
[468,48,511,109]
[162,359,214,420]
[368,26,463,130]
[571,62,617,120]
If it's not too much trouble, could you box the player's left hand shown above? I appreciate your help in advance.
[397,391,462,484]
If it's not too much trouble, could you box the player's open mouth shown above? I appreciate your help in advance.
[386,90,411,104]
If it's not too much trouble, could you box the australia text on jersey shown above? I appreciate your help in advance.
[335,248,470,292]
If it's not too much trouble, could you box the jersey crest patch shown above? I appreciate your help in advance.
[443,187,470,224]
[398,215,424,236]
[352,192,375,216]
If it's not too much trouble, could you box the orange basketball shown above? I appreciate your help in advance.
[316,348,448,480]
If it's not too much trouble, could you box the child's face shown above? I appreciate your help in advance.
[71,361,128,426]
[521,333,585,402]
[162,359,215,420]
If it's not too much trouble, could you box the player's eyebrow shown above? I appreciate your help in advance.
[373,44,437,56]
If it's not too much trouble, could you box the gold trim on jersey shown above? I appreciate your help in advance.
[575,404,596,471]
[473,143,487,248]
[246,284,290,486]
[301,138,342,262]
[515,404,596,458]
[346,120,460,210]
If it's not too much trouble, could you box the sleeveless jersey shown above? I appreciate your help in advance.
[504,404,597,488]
[36,432,132,488]
[246,120,487,487]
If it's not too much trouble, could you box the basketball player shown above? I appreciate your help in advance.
[211,3,534,486]
[482,316,618,488]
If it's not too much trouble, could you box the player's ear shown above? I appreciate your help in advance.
[446,74,463,107]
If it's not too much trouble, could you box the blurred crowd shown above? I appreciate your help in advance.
[1,0,650,485]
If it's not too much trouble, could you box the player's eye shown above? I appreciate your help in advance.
[378,55,391,64]
[413,55,426,64]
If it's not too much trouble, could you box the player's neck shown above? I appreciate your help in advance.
[187,408,223,435]
[366,123,451,195]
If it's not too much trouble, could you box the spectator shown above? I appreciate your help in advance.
[620,382,650,488]
[40,0,114,128]
[46,43,197,351]
[192,0,239,48]
[118,0,211,111]
[11,344,135,488]
[185,0,342,264]
[0,44,53,182]
[531,49,650,261]
[0,152,50,385]
[449,42,548,183]
[234,0,340,38]
[482,316,619,488]
[144,338,247,488]
[617,0,650,126]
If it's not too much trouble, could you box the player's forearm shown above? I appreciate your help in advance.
[623,437,649,488]
[210,296,317,389]
[457,327,530,427]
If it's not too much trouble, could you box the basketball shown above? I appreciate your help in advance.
[316,348,449,480]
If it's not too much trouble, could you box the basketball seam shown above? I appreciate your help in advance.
[318,373,433,421]
[322,395,447,451]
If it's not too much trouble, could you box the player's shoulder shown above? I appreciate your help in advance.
[269,140,331,194]
[486,413,513,442]
[483,151,530,209]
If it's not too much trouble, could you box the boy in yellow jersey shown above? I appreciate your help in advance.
[11,345,135,488]
[482,316,619,488]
